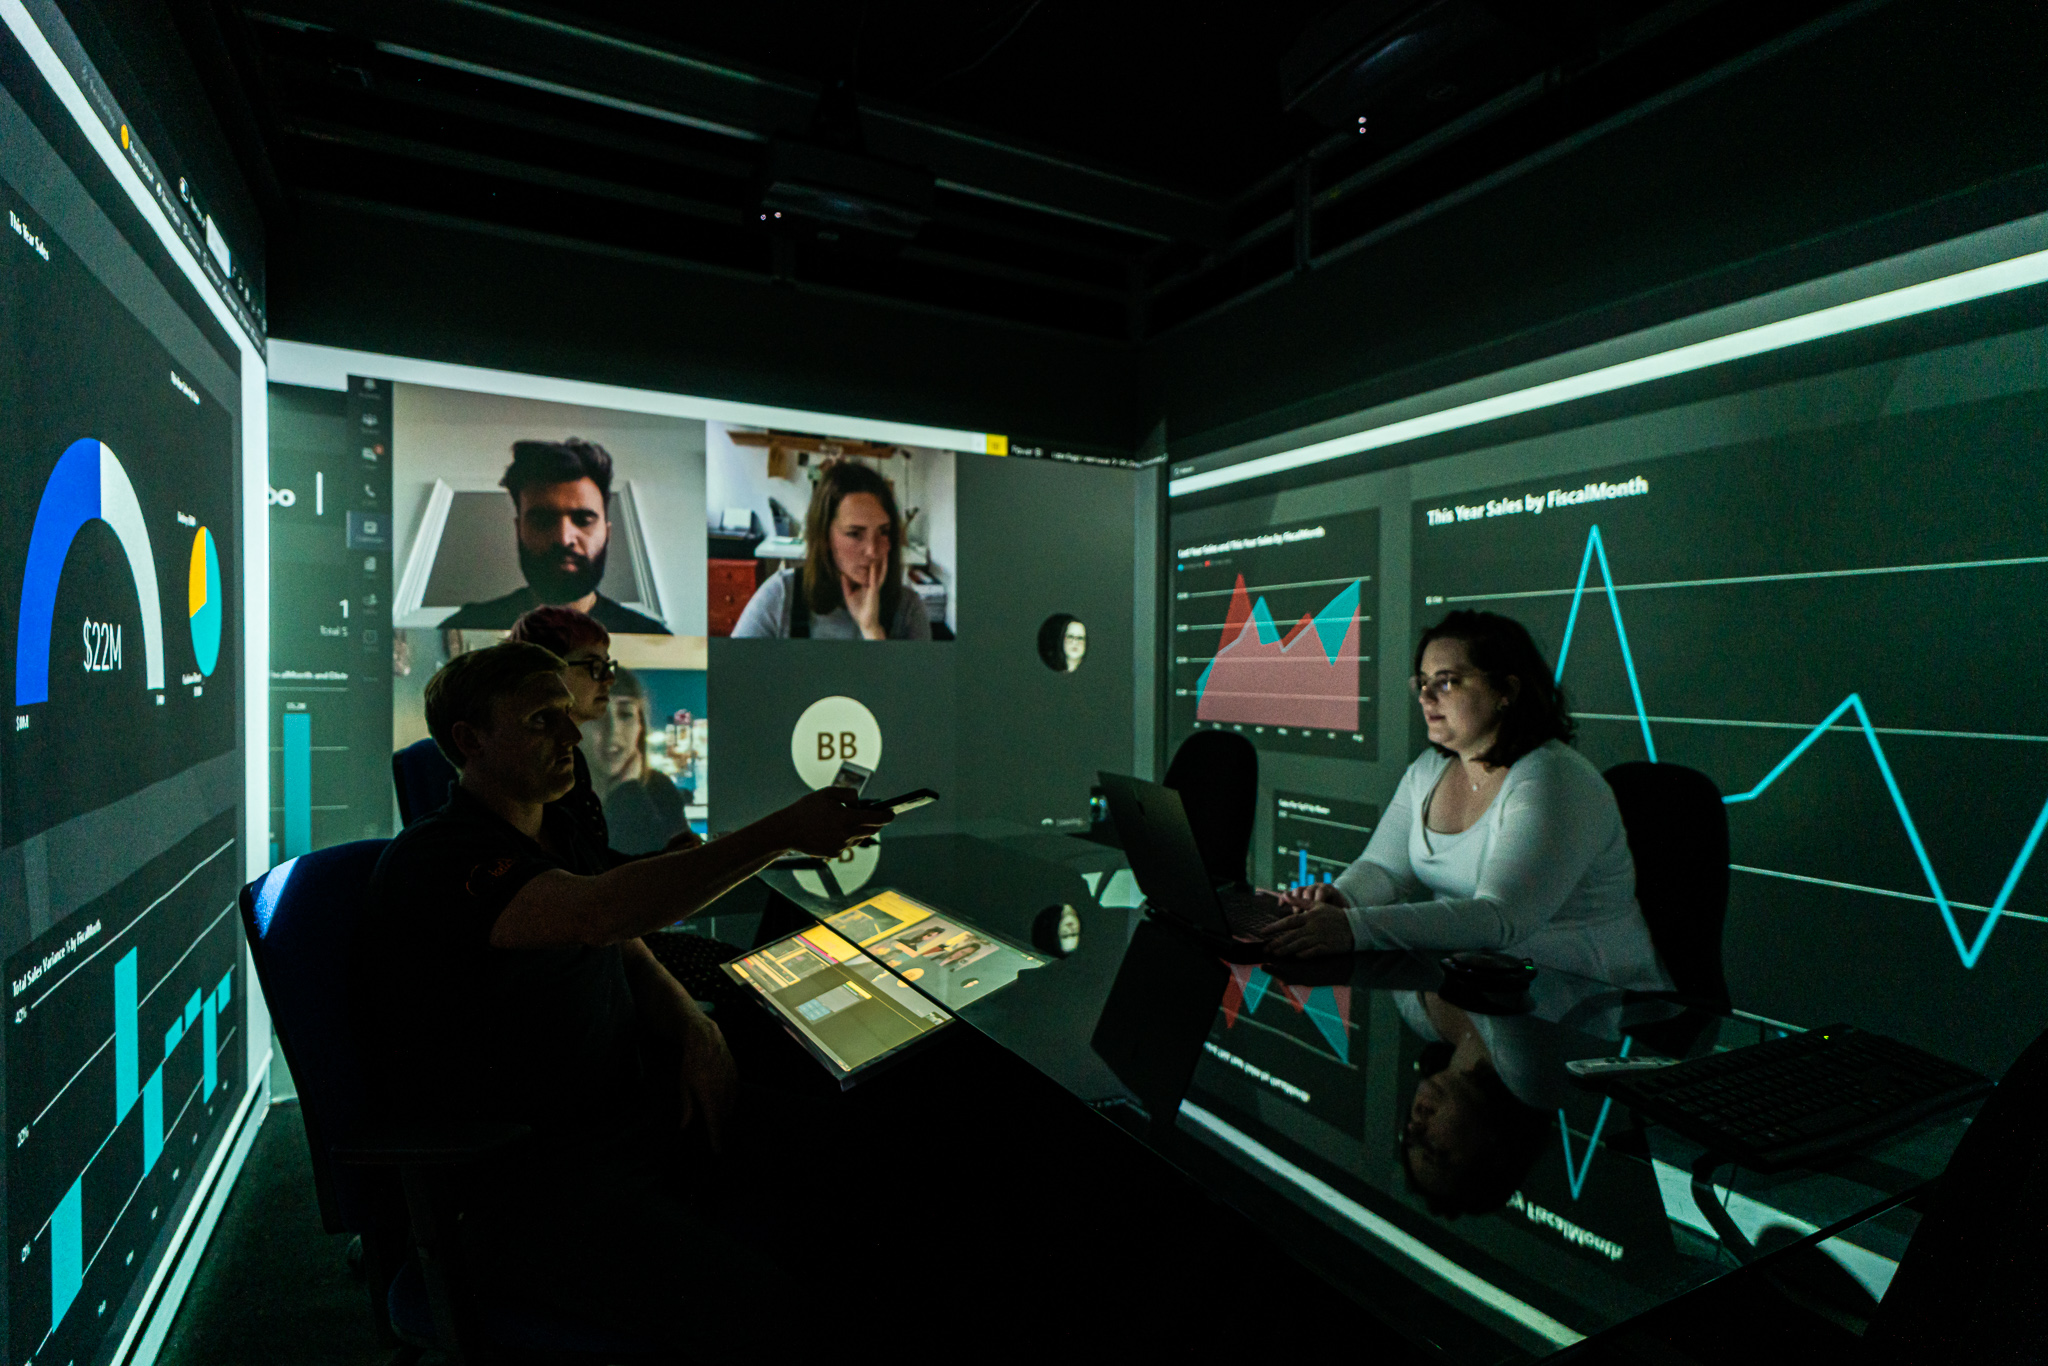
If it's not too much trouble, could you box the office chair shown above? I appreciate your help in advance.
[1164,730,1258,888]
[1602,762,1731,1005]
[1603,762,1729,1062]
[239,845,657,1365]
[392,738,456,828]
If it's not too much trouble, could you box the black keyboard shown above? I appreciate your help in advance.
[1586,1025,1992,1171]
[646,931,746,1005]
[1218,887,1283,935]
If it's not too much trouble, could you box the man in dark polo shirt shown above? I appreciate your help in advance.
[353,641,887,1344]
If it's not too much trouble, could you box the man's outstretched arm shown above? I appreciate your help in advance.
[489,788,886,949]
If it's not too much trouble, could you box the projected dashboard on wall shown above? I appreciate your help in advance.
[1408,365,2048,996]
[1169,510,1380,757]
[0,244,238,843]
[1174,272,2048,1078]
[0,7,253,1366]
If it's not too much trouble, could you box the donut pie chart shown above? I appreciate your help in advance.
[188,527,221,676]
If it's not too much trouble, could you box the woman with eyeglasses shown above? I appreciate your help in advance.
[506,607,703,854]
[508,604,620,721]
[1260,610,1668,990]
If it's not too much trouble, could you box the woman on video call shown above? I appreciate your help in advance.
[587,667,692,855]
[506,606,697,856]
[1260,609,1669,989]
[732,460,932,640]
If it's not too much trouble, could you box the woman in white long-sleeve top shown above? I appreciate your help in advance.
[1260,610,1671,991]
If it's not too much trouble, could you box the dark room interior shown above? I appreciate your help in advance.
[0,1,2044,1362]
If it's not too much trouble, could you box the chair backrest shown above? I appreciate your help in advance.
[1863,1025,2048,1363]
[392,738,456,829]
[238,839,393,1234]
[1163,730,1257,888]
[1602,761,1730,1008]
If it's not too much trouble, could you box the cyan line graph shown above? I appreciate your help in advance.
[1552,524,2048,969]
[1558,1037,1630,1200]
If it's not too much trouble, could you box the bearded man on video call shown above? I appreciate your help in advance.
[441,436,671,634]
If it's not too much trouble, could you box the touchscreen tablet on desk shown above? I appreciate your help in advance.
[817,889,1045,1010]
[722,925,954,1087]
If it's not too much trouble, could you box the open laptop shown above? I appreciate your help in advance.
[1096,771,1284,963]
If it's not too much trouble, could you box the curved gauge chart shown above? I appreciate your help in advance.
[15,437,166,704]
[188,525,221,676]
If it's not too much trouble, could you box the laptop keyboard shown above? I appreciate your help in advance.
[1218,888,1283,935]
[646,931,746,1005]
[1588,1025,1991,1170]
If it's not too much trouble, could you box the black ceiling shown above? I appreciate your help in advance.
[188,0,1858,342]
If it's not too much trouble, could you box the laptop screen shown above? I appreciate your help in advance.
[1097,772,1230,934]
[723,925,953,1079]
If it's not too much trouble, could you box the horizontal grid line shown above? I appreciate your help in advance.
[26,841,233,1013]
[1440,552,2048,604]
[1276,814,1376,834]
[1178,575,1372,598]
[1575,713,2048,743]
[1732,864,2048,926]
[1179,617,1373,631]
[1179,655,1373,664]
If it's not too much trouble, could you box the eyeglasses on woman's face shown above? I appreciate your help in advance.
[567,654,618,684]
[1409,670,1481,702]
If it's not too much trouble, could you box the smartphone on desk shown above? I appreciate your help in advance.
[861,788,939,815]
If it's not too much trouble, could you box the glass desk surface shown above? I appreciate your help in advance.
[752,831,1972,1361]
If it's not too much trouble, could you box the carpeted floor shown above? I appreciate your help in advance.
[155,1099,391,1366]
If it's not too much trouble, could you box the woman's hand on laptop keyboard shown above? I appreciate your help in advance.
[1260,900,1353,958]
[1275,881,1347,915]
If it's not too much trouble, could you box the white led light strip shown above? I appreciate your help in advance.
[268,341,993,456]
[1171,245,2048,497]
[1179,1101,1585,1348]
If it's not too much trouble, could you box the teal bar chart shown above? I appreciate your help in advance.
[282,710,312,859]
[6,814,244,1366]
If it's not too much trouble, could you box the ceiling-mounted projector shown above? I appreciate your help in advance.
[760,139,934,240]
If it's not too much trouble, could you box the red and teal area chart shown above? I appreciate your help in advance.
[1170,510,1379,758]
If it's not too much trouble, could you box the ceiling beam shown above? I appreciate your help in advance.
[285,119,750,224]
[242,0,1227,245]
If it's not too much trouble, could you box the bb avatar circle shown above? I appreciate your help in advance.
[790,695,882,789]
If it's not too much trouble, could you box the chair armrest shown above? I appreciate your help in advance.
[333,1122,531,1167]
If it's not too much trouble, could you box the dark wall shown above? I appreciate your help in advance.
[953,451,1135,828]
[1146,0,2048,460]
[62,0,266,278]
[257,0,2048,463]
[267,200,1138,448]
